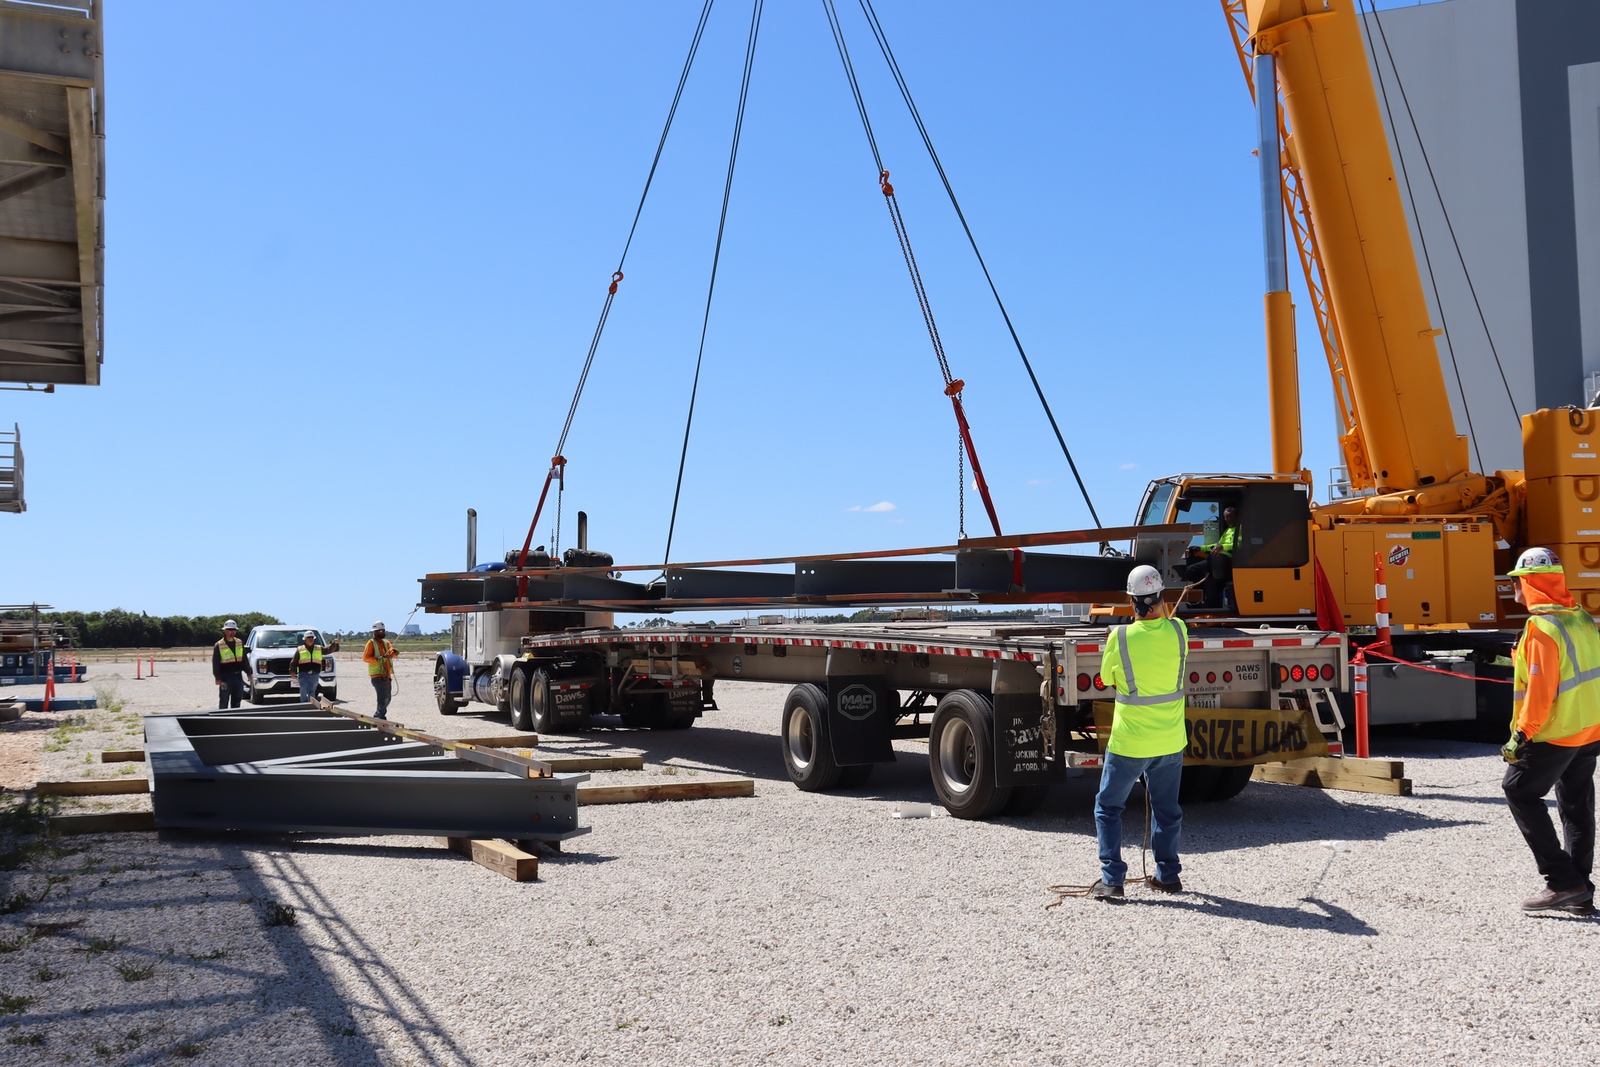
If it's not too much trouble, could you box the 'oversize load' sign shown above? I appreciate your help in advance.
[1092,702,1329,766]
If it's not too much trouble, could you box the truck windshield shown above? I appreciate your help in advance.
[255,631,323,649]
[1139,482,1176,526]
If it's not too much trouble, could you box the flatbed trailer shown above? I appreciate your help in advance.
[434,617,1348,819]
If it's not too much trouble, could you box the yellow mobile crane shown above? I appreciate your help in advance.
[1134,0,1596,638]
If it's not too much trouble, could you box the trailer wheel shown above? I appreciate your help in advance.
[529,669,555,733]
[837,764,875,789]
[507,667,533,731]
[1177,765,1222,804]
[1208,765,1254,802]
[434,662,461,715]
[1003,784,1050,816]
[618,692,659,729]
[928,690,1012,820]
[781,684,843,792]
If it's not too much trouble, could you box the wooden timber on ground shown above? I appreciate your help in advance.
[438,836,538,882]
[541,755,645,772]
[449,735,540,748]
[100,750,145,763]
[50,811,157,834]
[1252,755,1412,796]
[578,779,755,805]
[36,778,149,797]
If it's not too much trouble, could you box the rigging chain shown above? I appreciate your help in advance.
[825,0,1019,585]
[514,0,717,591]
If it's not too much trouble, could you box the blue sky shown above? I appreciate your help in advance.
[0,1,1434,632]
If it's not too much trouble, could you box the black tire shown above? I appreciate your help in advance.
[837,763,875,789]
[434,661,462,715]
[928,690,1012,820]
[507,667,533,731]
[529,669,555,733]
[1177,765,1223,804]
[1003,784,1051,816]
[654,690,698,731]
[1208,765,1254,802]
[248,684,264,705]
[618,691,660,729]
[781,684,842,792]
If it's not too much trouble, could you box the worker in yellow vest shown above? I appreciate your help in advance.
[364,621,397,721]
[212,620,247,709]
[1502,547,1600,914]
[1090,564,1188,900]
[290,631,326,703]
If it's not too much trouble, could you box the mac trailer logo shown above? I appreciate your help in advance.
[837,684,877,721]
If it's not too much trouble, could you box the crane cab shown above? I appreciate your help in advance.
[1133,473,1500,627]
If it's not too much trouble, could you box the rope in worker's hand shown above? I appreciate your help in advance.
[1045,779,1154,909]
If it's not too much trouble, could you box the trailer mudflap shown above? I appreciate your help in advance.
[826,676,895,765]
[993,694,1062,787]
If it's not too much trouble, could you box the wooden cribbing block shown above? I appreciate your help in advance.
[50,811,157,835]
[541,755,645,772]
[578,779,755,805]
[1280,756,1404,779]
[36,779,150,797]
[101,751,146,763]
[438,837,538,882]
[451,735,540,749]
[1252,763,1412,796]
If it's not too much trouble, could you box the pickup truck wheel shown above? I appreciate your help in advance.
[928,690,1012,820]
[507,668,533,731]
[248,684,264,705]
[529,669,555,733]
[781,684,842,792]
[434,662,461,715]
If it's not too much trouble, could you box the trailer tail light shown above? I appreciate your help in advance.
[1223,671,1233,683]
[1290,664,1305,682]
[1274,665,1290,686]
[1206,671,1217,684]
[1189,671,1199,684]
[1093,674,1106,691]
[1076,673,1091,692]
[1320,663,1336,681]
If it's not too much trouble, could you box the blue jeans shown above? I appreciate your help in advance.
[218,673,245,709]
[371,677,391,720]
[1095,750,1184,886]
[297,672,319,702]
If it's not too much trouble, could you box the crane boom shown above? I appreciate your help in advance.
[1247,0,1470,494]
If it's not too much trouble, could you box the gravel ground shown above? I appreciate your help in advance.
[1,655,1598,1065]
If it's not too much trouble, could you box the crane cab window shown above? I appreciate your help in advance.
[1138,481,1177,527]
[1173,496,1239,550]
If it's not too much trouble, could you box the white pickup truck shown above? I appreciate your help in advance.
[244,625,339,703]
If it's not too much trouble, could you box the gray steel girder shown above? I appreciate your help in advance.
[145,705,588,841]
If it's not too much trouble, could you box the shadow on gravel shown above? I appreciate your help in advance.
[0,821,395,1066]
[1132,891,1378,935]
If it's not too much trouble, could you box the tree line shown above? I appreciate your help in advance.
[0,609,282,648]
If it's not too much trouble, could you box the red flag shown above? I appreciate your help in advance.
[1314,556,1346,633]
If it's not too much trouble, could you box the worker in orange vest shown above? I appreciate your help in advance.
[363,621,398,721]
[1502,547,1600,914]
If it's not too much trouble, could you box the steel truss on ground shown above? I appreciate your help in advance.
[146,703,589,841]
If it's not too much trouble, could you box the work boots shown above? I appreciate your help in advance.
[1520,885,1594,913]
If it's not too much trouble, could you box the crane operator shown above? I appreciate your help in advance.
[1182,505,1238,608]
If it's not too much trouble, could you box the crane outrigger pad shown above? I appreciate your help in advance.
[419,523,1198,614]
[145,704,588,841]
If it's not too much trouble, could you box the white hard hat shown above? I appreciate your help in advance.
[1509,546,1564,576]
[1126,565,1165,598]
[372,620,385,630]
[223,619,237,630]
[303,630,316,639]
